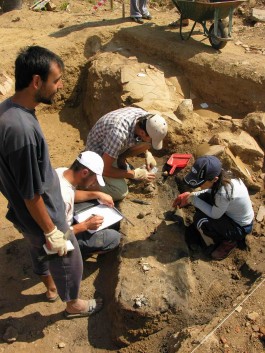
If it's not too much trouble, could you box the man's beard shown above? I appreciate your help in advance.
[37,97,53,105]
[35,92,54,105]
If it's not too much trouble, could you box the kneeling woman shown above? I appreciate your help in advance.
[173,155,254,260]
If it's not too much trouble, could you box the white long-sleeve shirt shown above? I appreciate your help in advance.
[192,179,254,227]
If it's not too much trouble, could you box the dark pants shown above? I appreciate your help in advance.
[189,193,253,245]
[25,232,83,302]
[76,229,121,259]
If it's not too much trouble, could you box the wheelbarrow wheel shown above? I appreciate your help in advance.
[209,21,228,50]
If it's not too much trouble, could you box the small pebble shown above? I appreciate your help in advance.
[137,212,145,219]
[259,326,265,335]
[246,311,259,321]
[235,305,242,313]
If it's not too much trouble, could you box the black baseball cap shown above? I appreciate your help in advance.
[184,155,222,188]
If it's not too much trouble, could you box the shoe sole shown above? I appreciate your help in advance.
[64,298,103,319]
[211,246,236,260]
[131,17,144,24]
[46,294,59,302]
[64,309,100,319]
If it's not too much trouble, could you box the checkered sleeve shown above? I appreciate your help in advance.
[103,125,126,159]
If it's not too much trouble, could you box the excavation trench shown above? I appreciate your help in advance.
[77,29,264,348]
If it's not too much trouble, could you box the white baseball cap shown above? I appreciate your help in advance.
[76,151,105,186]
[146,114,168,150]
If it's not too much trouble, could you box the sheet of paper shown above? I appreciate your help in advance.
[43,240,75,255]
[74,204,123,234]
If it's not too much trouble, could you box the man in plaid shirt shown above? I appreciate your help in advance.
[85,107,168,201]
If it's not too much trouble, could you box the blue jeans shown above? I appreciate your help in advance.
[76,229,121,259]
[130,0,149,17]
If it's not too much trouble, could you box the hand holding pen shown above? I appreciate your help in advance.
[84,213,104,230]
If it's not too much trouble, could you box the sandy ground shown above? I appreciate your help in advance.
[0,1,265,352]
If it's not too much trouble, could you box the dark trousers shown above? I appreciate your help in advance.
[189,193,253,245]
[26,232,83,302]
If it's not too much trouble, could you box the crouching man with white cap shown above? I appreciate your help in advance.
[85,107,168,201]
[56,151,121,260]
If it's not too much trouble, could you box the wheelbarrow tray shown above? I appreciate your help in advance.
[172,0,244,23]
[167,153,192,175]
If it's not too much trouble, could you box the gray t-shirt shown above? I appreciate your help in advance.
[0,98,68,241]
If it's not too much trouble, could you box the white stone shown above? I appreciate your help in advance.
[246,311,259,321]
[256,205,265,223]
[251,8,265,22]
[176,99,193,120]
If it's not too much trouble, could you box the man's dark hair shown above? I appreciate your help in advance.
[69,159,95,176]
[137,114,154,135]
[70,160,86,172]
[15,46,64,91]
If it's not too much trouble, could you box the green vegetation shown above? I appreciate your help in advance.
[60,1,69,11]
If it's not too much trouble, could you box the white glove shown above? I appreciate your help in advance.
[133,168,156,181]
[45,226,73,256]
[145,151,157,170]
[134,168,149,180]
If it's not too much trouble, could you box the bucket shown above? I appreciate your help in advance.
[2,0,22,12]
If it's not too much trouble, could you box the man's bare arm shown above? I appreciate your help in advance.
[24,193,55,234]
[102,153,135,179]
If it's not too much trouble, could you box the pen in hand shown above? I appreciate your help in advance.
[85,214,104,230]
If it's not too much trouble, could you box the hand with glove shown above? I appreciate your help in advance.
[45,226,73,256]
[145,151,157,171]
[133,168,156,181]
[172,192,194,208]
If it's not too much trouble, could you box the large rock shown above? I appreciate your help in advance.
[221,147,261,190]
[251,8,265,22]
[121,66,180,111]
[209,130,264,170]
[195,143,225,158]
[111,218,193,346]
[242,112,265,149]
[83,51,183,127]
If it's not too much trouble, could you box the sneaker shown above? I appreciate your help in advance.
[142,14,152,20]
[131,17,144,24]
[211,240,237,260]
[168,18,189,28]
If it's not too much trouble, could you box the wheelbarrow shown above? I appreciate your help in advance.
[171,0,244,49]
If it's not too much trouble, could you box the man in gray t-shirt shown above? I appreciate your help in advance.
[0,46,102,318]
[0,98,67,238]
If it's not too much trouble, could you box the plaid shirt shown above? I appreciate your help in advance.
[85,107,147,159]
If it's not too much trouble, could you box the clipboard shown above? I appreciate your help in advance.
[74,200,99,216]
[43,240,75,255]
[74,204,123,234]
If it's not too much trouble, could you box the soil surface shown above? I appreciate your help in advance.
[0,1,265,353]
